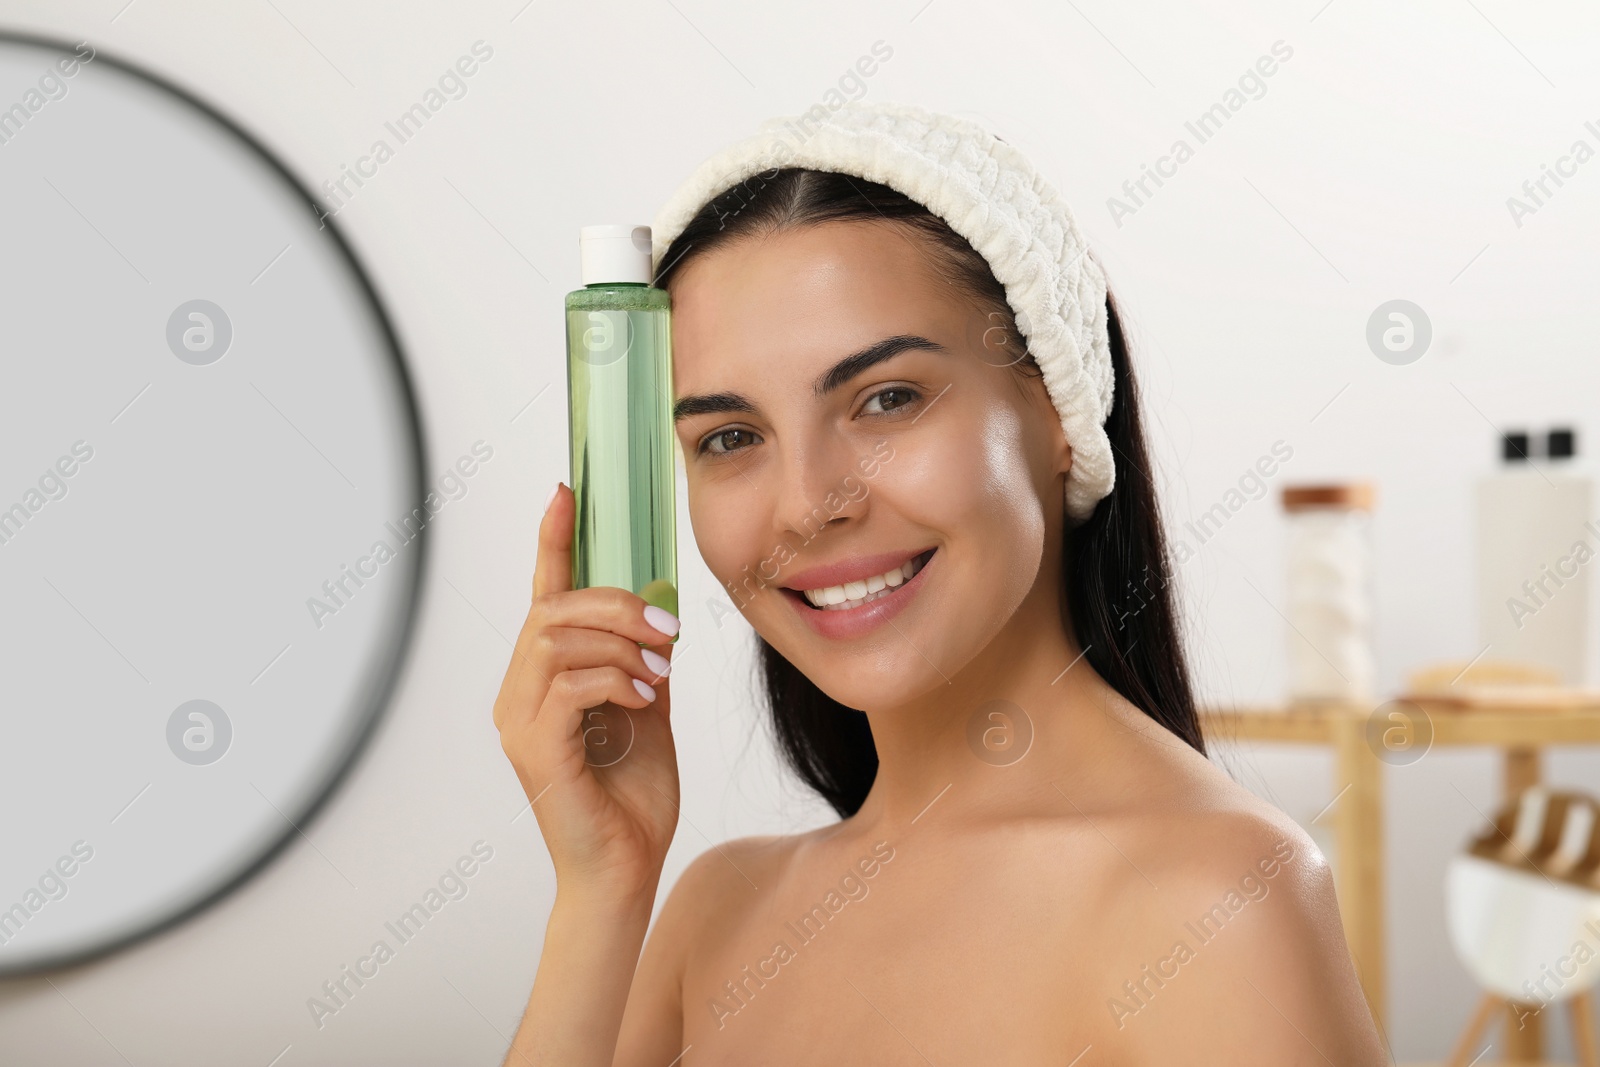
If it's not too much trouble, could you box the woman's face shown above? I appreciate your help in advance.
[670,220,1072,712]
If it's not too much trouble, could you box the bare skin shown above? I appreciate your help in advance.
[494,220,1389,1066]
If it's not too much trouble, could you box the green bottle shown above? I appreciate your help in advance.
[566,224,677,632]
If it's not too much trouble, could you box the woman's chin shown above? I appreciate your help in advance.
[785,650,955,713]
[796,671,934,713]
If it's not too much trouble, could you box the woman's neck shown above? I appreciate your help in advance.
[846,590,1119,832]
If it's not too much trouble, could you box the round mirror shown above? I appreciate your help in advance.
[0,32,426,974]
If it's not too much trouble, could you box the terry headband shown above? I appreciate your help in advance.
[650,101,1116,524]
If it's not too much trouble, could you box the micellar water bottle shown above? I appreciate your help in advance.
[565,224,677,633]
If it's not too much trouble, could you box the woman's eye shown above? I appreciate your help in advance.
[701,428,760,455]
[862,387,919,415]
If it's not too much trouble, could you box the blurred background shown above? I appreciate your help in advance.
[1,0,1598,1063]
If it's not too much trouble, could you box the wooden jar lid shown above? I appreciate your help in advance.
[1281,483,1375,512]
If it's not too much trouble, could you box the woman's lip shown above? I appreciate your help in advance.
[781,546,935,592]
[783,549,935,640]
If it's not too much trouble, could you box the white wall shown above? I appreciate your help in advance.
[2,0,1598,1062]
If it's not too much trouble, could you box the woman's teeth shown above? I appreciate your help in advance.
[801,555,926,610]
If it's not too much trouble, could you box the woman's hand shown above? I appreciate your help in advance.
[493,483,681,904]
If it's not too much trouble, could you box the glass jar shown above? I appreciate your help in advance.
[1281,483,1376,704]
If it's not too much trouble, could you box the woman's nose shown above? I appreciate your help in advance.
[772,438,869,545]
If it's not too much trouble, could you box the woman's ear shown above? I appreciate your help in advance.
[1029,374,1073,479]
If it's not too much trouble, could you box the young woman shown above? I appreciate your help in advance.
[493,111,1386,1065]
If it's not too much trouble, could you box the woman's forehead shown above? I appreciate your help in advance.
[669,222,971,390]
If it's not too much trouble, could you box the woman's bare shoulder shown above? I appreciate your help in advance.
[652,831,800,945]
[1128,758,1324,895]
[615,832,803,1065]
[1068,744,1387,1062]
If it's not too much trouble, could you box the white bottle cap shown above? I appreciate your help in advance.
[580,224,653,285]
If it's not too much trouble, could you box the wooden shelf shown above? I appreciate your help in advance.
[1203,702,1600,747]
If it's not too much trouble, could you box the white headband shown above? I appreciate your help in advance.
[651,101,1115,524]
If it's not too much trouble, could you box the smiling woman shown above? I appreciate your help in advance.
[490,104,1387,1066]
[655,167,1205,813]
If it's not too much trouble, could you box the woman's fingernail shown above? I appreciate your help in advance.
[641,649,671,679]
[643,605,680,638]
[543,483,560,514]
[632,678,657,702]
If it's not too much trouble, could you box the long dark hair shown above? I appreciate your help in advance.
[656,169,1203,819]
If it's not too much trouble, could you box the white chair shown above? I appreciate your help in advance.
[1444,786,1600,1066]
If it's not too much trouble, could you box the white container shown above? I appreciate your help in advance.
[1446,854,1600,1003]
[1476,434,1593,685]
[1281,484,1376,704]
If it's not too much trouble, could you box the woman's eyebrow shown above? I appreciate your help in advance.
[814,334,945,396]
[671,335,945,423]
[673,392,754,423]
